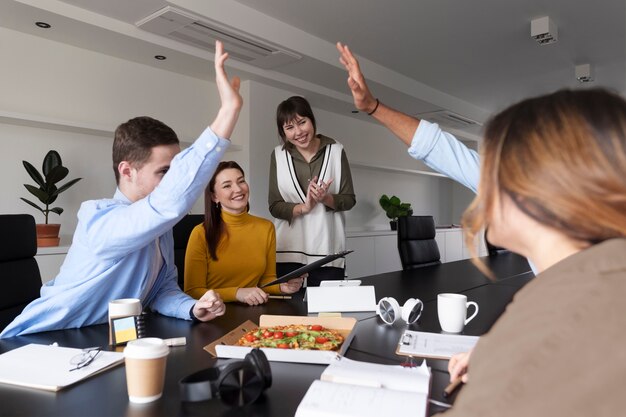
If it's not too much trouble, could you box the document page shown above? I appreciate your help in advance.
[396,330,479,359]
[296,379,428,417]
[296,357,431,417]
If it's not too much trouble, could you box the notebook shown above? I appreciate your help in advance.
[0,344,124,391]
[296,356,431,417]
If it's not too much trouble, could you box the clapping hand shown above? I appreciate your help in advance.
[309,176,334,204]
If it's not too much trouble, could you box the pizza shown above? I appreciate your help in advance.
[237,324,344,351]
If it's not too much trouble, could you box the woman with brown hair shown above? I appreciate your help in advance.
[269,96,356,286]
[184,161,303,306]
[443,88,626,416]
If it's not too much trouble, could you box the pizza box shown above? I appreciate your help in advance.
[204,315,357,365]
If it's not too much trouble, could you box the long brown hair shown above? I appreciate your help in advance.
[463,88,626,273]
[204,161,249,260]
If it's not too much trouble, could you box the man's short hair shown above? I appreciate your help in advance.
[112,116,180,184]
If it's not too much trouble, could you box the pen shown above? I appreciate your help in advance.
[443,377,463,398]
[268,295,292,300]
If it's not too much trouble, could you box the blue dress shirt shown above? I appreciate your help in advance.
[1,127,229,338]
[408,120,480,192]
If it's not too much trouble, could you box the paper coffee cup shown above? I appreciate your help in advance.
[124,338,169,403]
[109,299,142,345]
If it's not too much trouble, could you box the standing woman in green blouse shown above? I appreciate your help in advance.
[269,96,356,286]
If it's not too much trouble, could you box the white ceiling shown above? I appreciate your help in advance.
[2,0,624,139]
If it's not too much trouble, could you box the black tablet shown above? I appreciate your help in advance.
[260,250,353,288]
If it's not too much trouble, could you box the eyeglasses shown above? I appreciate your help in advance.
[69,347,102,372]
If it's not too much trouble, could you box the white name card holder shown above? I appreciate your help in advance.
[306,286,377,313]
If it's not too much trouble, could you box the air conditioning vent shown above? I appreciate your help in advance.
[136,6,301,69]
[416,110,481,128]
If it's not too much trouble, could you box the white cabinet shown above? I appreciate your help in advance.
[345,228,485,279]
[35,236,71,284]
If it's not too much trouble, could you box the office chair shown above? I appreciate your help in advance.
[172,214,204,290]
[0,214,42,331]
[397,215,441,270]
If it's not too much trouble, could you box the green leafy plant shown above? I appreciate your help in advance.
[21,150,82,224]
[379,194,413,222]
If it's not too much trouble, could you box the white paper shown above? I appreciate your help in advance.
[321,356,430,394]
[296,380,428,417]
[306,286,377,313]
[0,344,124,391]
[397,330,479,359]
[296,357,431,417]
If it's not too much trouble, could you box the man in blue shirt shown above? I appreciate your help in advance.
[1,41,240,338]
[336,42,479,191]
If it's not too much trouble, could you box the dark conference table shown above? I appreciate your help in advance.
[0,253,532,417]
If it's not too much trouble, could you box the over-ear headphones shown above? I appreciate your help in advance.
[179,348,272,406]
[377,297,423,325]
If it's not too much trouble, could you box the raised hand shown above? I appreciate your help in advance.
[336,42,377,114]
[210,40,243,139]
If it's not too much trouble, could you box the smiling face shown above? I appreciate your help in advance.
[120,143,180,202]
[211,167,249,214]
[282,115,317,152]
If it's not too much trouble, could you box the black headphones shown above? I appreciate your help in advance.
[179,349,272,407]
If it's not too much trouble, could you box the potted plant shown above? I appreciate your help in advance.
[21,150,82,247]
[379,194,413,230]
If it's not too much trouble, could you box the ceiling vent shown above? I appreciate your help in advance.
[416,110,481,129]
[136,6,301,69]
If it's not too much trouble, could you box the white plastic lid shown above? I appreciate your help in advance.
[124,338,169,359]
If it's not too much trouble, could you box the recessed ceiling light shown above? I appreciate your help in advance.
[35,21,51,29]
[154,55,167,60]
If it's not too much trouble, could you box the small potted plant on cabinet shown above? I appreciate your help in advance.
[20,150,82,247]
[379,194,413,231]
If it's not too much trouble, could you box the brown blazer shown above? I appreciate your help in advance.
[441,239,626,417]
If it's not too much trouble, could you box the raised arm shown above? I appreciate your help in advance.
[336,42,419,147]
[210,41,242,140]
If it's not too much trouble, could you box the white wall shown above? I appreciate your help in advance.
[243,81,467,228]
[0,26,474,241]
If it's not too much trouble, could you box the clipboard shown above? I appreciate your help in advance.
[260,250,353,288]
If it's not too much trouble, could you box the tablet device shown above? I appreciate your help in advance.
[260,250,353,288]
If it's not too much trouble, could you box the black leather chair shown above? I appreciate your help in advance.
[486,238,508,256]
[397,215,441,270]
[172,214,204,290]
[0,214,42,331]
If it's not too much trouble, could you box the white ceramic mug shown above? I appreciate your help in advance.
[437,293,479,333]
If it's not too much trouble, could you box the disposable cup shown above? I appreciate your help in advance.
[124,338,169,403]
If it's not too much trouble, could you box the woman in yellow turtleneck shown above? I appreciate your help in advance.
[184,161,304,305]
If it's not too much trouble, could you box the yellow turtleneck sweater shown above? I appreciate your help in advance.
[184,210,281,301]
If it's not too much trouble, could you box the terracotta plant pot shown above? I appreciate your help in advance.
[36,224,61,247]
